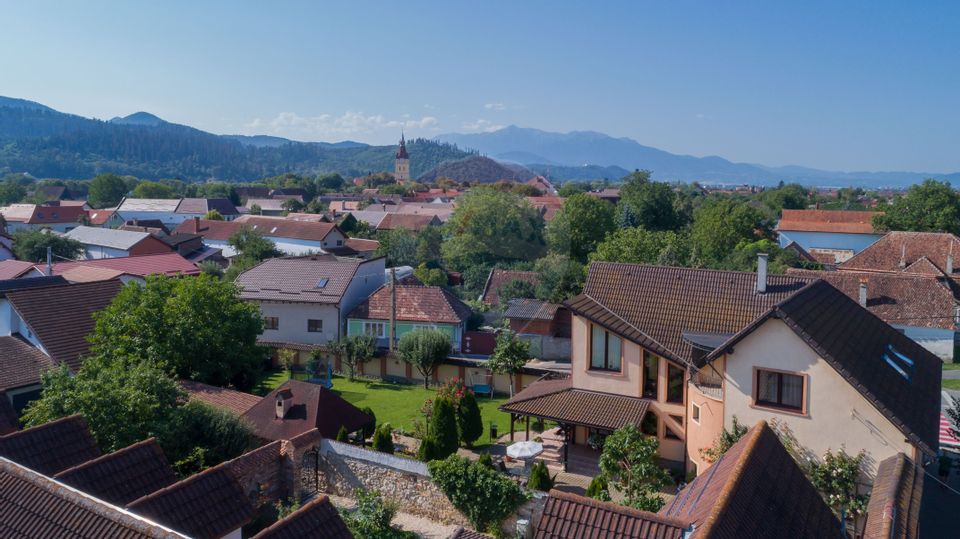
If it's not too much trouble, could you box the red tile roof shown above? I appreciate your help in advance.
[777,209,882,234]
[173,218,241,241]
[840,231,960,275]
[243,380,373,441]
[0,415,101,476]
[863,453,923,539]
[481,268,539,305]
[236,215,340,241]
[38,252,201,278]
[348,284,472,324]
[86,208,116,225]
[0,335,55,391]
[180,380,262,416]
[251,495,353,539]
[535,489,687,539]
[0,203,88,224]
[6,280,122,371]
[0,260,35,279]
[661,421,841,538]
[54,438,177,506]
[500,378,651,431]
[345,237,380,252]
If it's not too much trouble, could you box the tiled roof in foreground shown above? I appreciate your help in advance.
[251,495,352,539]
[54,438,177,506]
[863,453,923,539]
[0,335,55,391]
[0,415,101,476]
[535,489,687,539]
[180,380,262,416]
[500,378,650,431]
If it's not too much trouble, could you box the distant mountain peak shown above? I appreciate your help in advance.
[0,96,56,113]
[109,111,165,126]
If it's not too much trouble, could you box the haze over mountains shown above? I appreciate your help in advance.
[0,96,956,187]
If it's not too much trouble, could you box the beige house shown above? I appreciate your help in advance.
[503,259,941,479]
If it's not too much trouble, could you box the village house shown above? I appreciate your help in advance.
[776,209,884,263]
[235,255,385,365]
[65,226,173,259]
[175,216,348,257]
[503,298,571,361]
[0,202,88,233]
[115,197,240,225]
[243,380,373,443]
[502,259,941,481]
[12,252,202,283]
[480,268,539,306]
[243,197,287,216]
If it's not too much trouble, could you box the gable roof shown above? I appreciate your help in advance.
[234,215,341,242]
[535,489,686,539]
[777,209,882,234]
[54,438,177,506]
[0,335,55,391]
[64,226,154,250]
[500,378,651,431]
[173,217,240,240]
[127,464,255,539]
[243,380,373,441]
[376,212,439,231]
[0,260,37,279]
[481,268,539,305]
[705,280,942,456]
[840,231,960,275]
[180,380,262,416]
[505,298,561,322]
[661,421,842,538]
[0,457,185,539]
[236,255,371,304]
[251,495,353,539]
[117,198,181,212]
[863,453,923,539]
[565,262,811,365]
[0,415,101,475]
[7,280,122,371]
[348,284,473,324]
[37,252,201,279]
[0,203,88,224]
[86,208,117,225]
[175,198,239,216]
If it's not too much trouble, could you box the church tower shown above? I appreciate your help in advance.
[394,133,410,183]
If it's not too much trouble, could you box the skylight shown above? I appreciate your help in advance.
[883,344,914,381]
[316,278,329,288]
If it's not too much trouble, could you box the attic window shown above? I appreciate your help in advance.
[316,278,329,288]
[883,344,914,381]
[271,227,278,233]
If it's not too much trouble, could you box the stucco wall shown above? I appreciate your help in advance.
[340,259,386,324]
[722,318,916,478]
[685,364,725,475]
[570,315,642,397]
[257,301,341,344]
[777,230,882,254]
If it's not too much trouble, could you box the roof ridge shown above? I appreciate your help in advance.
[0,413,88,440]
[502,378,571,406]
[546,489,689,528]
[53,437,161,478]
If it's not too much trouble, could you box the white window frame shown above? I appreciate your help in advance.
[363,321,386,338]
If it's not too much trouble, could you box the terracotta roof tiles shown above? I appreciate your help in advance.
[481,268,539,306]
[38,252,201,278]
[863,453,923,539]
[180,380,262,416]
[251,495,353,539]
[501,378,651,431]
[0,335,55,391]
[243,380,373,441]
[54,438,177,506]
[535,489,687,539]
[777,209,882,234]
[236,255,370,304]
[348,284,472,324]
[0,415,101,476]
[0,393,18,435]
[840,231,960,275]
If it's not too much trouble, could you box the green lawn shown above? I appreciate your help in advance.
[944,379,960,391]
[944,362,960,371]
[253,370,513,439]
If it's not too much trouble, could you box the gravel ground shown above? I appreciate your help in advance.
[327,494,460,539]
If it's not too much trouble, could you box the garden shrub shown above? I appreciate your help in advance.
[336,425,350,443]
[457,391,483,448]
[361,406,377,440]
[526,461,554,492]
[586,475,611,501]
[429,455,530,533]
[373,423,394,454]
[431,397,459,458]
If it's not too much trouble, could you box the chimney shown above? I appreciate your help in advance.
[858,280,868,307]
[949,243,955,274]
[46,246,53,276]
[389,268,397,352]
[899,244,906,269]
[756,253,768,294]
[275,389,292,419]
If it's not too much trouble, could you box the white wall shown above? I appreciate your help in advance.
[257,301,341,344]
[898,325,955,362]
[81,244,129,259]
[722,318,916,477]
[340,258,387,334]
[5,222,77,233]
[115,210,184,226]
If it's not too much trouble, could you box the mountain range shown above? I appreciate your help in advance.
[0,96,956,188]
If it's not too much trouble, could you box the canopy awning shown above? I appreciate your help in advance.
[499,378,651,431]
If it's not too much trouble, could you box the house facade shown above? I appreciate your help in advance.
[0,203,87,233]
[175,216,348,257]
[115,197,239,225]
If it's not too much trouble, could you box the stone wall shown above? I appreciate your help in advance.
[316,439,469,526]
[220,440,285,504]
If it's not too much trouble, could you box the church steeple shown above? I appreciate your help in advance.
[396,132,409,160]
[394,132,410,182]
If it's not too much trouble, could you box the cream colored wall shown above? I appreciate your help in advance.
[723,318,915,478]
[570,315,642,397]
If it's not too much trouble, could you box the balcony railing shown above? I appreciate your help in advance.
[691,368,723,400]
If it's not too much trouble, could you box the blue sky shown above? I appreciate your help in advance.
[2,1,959,172]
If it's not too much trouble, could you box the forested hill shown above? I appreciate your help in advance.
[0,100,472,181]
[419,155,536,184]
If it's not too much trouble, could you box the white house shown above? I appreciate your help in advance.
[63,226,173,259]
[115,198,239,226]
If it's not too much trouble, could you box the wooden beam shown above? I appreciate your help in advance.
[510,414,515,442]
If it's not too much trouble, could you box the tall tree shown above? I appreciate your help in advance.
[619,170,685,231]
[332,335,377,381]
[487,330,531,396]
[590,227,691,266]
[132,180,176,199]
[599,424,669,511]
[87,173,129,208]
[12,229,83,262]
[873,179,960,234]
[689,198,767,267]
[397,329,451,389]
[534,253,585,303]
[546,193,616,262]
[375,229,417,267]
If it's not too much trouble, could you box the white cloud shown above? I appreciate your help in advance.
[243,111,440,141]
[484,102,506,111]
[462,119,504,132]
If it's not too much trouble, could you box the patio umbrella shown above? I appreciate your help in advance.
[507,441,544,460]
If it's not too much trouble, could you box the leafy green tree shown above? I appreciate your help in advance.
[431,397,460,458]
[22,358,182,452]
[249,203,262,215]
[413,263,447,287]
[281,198,304,213]
[487,330,531,396]
[415,226,443,266]
[442,187,545,271]
[88,274,266,390]
[198,260,224,278]
[376,229,418,267]
[599,424,669,511]
[534,253,585,303]
[203,209,224,220]
[12,229,83,262]
[361,406,377,440]
[619,170,686,231]
[428,455,530,533]
[397,328,452,389]
[373,423,394,454]
[699,416,748,463]
[333,335,377,381]
[0,179,27,205]
[132,181,176,199]
[87,173,129,208]
[586,475,611,501]
[720,239,799,273]
[873,179,960,234]
[590,227,691,266]
[345,489,415,539]
[456,391,483,448]
[759,182,809,214]
[316,172,346,191]
[690,198,767,267]
[546,193,616,261]
[228,225,282,262]
[558,181,590,197]
[159,400,253,476]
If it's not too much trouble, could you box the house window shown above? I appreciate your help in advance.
[590,325,622,371]
[756,369,804,411]
[691,403,701,425]
[413,324,437,332]
[307,319,323,333]
[363,322,385,338]
[641,412,658,436]
[666,363,684,404]
[264,317,279,330]
[337,240,343,246]
[642,351,658,399]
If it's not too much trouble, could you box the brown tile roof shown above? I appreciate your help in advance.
[504,298,560,321]
[0,415,101,476]
[706,280,942,456]
[345,237,380,252]
[0,392,18,435]
[127,464,255,539]
[86,208,117,225]
[535,489,687,539]
[0,335,55,391]
[500,378,651,431]
[863,453,923,539]
[348,284,472,324]
[180,380,262,416]
[54,438,177,506]
[840,232,960,275]
[173,218,241,241]
[777,209,882,234]
[0,260,35,279]
[565,263,810,365]
[243,380,373,441]
[0,203,88,224]
[175,198,239,216]
[661,421,841,539]
[0,457,185,539]
[376,212,439,231]
[235,215,341,242]
[251,495,353,539]
[790,269,959,330]
[237,255,371,304]
[6,280,122,371]
[481,268,539,305]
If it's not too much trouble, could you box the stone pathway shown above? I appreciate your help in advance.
[327,494,459,539]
